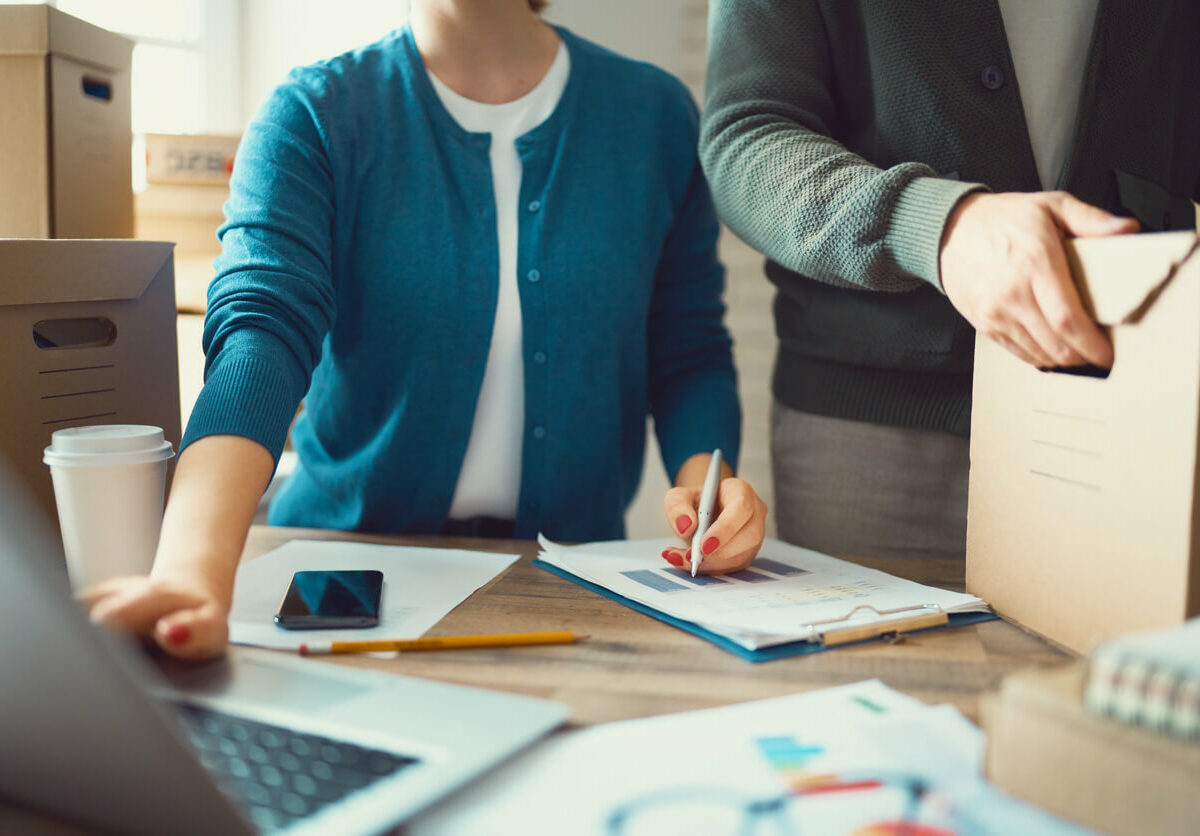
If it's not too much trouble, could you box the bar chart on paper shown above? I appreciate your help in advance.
[409,680,1089,836]
[536,536,991,651]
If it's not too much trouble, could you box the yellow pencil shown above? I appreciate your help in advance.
[298,630,585,655]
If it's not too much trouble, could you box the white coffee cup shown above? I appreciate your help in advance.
[43,425,175,589]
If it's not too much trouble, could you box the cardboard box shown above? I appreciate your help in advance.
[145,133,240,186]
[134,185,226,312]
[0,240,181,528]
[985,663,1200,835]
[967,231,1200,655]
[0,5,133,238]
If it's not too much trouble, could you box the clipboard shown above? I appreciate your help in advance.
[533,561,997,663]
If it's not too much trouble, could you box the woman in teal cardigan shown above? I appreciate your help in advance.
[83,0,767,659]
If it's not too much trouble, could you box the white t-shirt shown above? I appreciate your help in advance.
[429,42,570,521]
[998,0,1099,190]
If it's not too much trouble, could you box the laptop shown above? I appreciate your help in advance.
[0,465,568,835]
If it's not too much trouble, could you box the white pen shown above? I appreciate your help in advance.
[691,448,723,577]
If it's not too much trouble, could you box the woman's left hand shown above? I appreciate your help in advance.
[662,476,768,574]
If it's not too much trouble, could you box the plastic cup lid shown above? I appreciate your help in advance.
[44,424,175,467]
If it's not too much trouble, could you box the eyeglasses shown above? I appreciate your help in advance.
[604,770,975,836]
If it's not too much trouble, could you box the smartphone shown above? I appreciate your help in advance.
[274,569,384,630]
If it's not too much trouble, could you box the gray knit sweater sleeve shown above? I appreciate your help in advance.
[700,0,984,292]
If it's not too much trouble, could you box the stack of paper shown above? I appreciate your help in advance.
[537,536,990,651]
[411,679,1092,835]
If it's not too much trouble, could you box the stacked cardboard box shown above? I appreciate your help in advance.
[0,4,133,238]
[985,663,1200,836]
[0,240,181,526]
[135,133,240,313]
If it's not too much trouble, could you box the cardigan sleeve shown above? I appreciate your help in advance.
[699,0,985,293]
[646,94,741,481]
[180,71,338,466]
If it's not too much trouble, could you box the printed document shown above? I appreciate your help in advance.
[228,539,518,650]
[410,679,1092,835]
[537,536,989,650]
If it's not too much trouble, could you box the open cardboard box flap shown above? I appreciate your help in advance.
[0,239,173,306]
[967,229,1200,655]
[1068,231,1200,325]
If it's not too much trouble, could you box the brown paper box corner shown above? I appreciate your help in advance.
[984,663,1200,836]
[0,4,134,239]
[967,231,1200,655]
[0,239,181,534]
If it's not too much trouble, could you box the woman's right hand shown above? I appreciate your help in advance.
[77,433,277,661]
[78,574,230,661]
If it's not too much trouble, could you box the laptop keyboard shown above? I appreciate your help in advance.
[172,701,420,832]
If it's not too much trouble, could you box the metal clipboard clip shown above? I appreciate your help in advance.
[808,604,949,647]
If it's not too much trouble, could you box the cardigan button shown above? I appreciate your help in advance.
[980,65,1004,90]
[532,425,546,440]
[527,269,541,282]
[533,351,547,364]
[527,200,541,213]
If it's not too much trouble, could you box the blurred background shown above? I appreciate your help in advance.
[5,0,775,538]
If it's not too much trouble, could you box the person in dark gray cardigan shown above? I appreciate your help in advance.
[700,0,1200,560]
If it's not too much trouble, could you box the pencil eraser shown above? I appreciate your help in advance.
[299,643,309,656]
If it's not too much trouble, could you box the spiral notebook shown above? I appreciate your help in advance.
[1084,616,1200,742]
[534,536,995,662]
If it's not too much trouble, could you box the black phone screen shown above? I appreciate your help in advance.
[274,570,384,630]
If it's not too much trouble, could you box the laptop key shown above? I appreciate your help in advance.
[171,702,420,831]
[228,757,252,780]
[258,765,284,788]
[280,791,310,817]
[291,773,318,797]
[277,750,302,773]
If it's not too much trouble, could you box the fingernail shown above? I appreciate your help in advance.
[675,515,691,534]
[702,536,720,556]
[166,624,190,645]
[661,549,683,567]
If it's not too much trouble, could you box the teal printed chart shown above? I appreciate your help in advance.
[620,570,688,594]
[752,558,812,577]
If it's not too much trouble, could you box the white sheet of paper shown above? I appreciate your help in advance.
[537,536,989,650]
[410,679,1091,835]
[227,540,519,649]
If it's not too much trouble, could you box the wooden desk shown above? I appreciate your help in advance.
[0,526,1071,835]
[246,526,1070,727]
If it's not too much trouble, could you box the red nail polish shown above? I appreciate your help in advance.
[166,624,190,645]
[675,515,691,534]
[703,536,720,556]
[661,550,683,567]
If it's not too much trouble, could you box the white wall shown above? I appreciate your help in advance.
[239,0,409,124]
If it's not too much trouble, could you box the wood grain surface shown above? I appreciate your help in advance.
[245,527,1071,728]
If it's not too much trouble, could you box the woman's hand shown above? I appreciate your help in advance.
[78,574,230,661]
[661,455,768,574]
[76,434,275,661]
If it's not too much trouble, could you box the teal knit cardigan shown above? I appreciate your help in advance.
[183,26,740,540]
